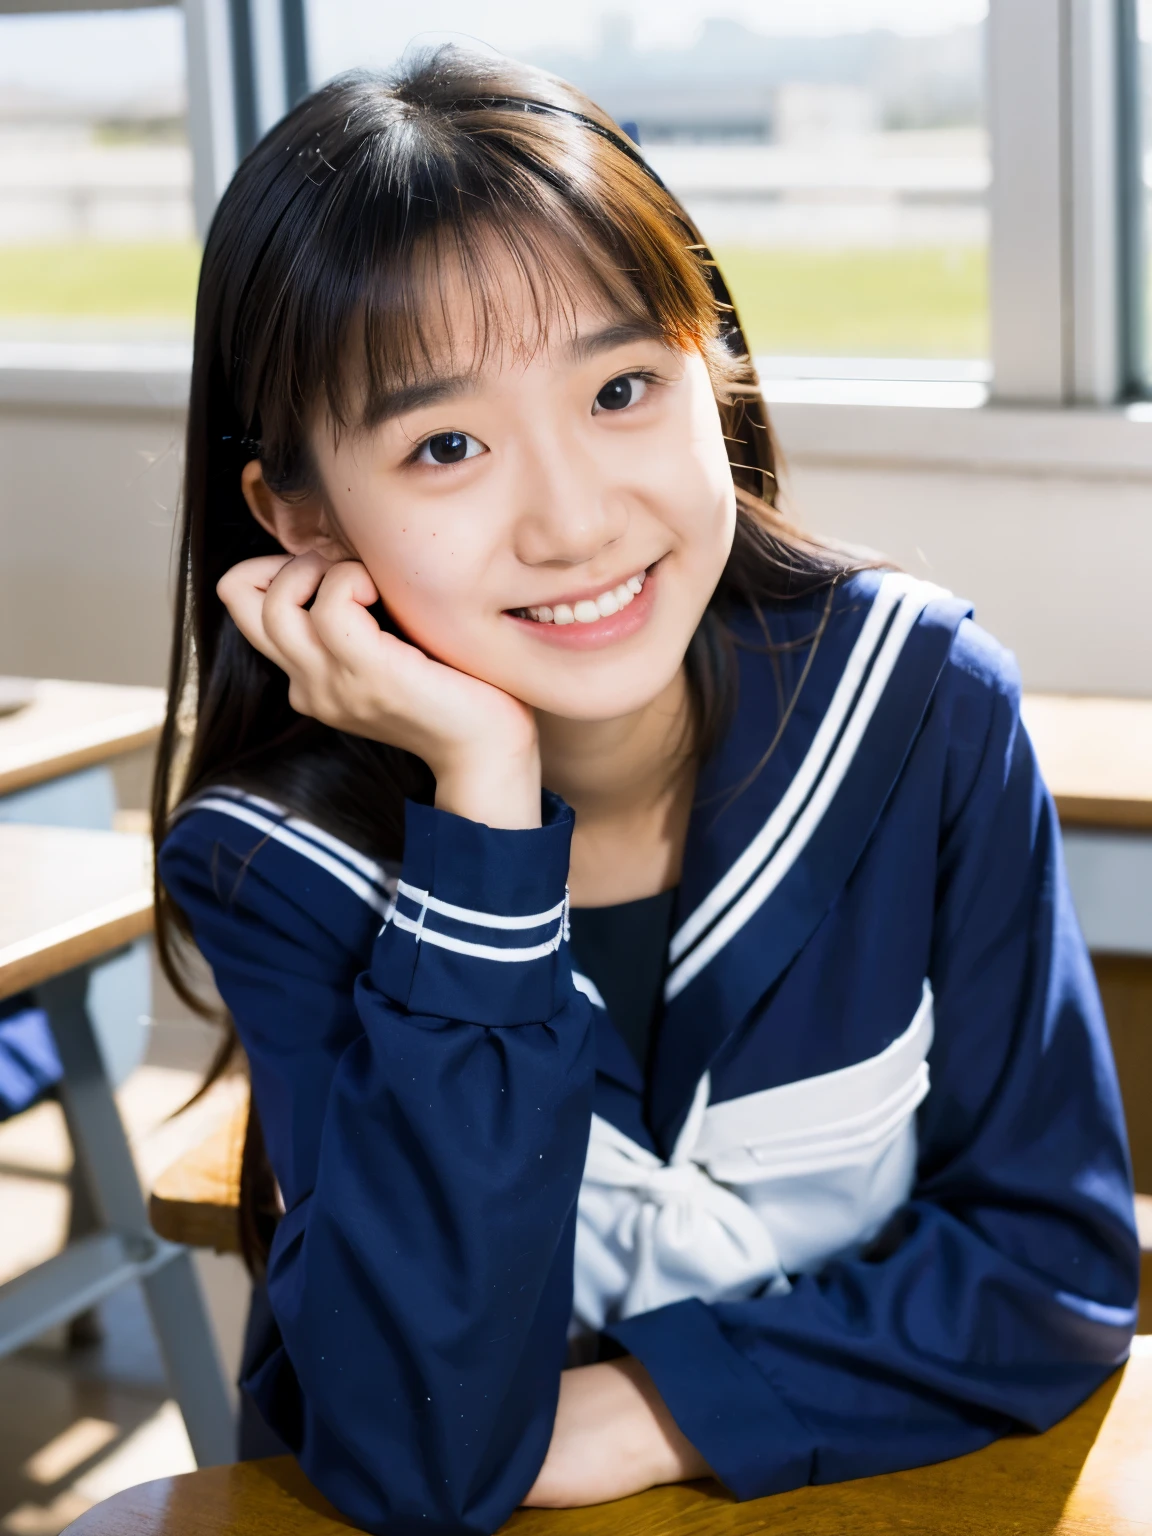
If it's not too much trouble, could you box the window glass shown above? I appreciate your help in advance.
[306,0,989,378]
[1139,0,1152,389]
[0,7,196,346]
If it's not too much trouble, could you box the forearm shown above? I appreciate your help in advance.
[523,1358,710,1508]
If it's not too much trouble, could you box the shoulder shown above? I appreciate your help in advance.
[159,786,396,955]
[736,570,1024,783]
[806,568,1020,721]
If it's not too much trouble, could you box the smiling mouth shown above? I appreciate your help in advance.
[509,569,647,626]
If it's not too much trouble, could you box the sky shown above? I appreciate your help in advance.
[0,1,988,107]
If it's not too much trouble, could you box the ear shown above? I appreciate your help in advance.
[240,460,353,560]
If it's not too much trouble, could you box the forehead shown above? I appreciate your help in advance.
[339,218,666,428]
[411,227,648,373]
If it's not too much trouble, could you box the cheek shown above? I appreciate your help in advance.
[648,394,736,556]
[349,506,499,655]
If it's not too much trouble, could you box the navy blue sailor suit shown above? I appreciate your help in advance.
[158,570,1139,1536]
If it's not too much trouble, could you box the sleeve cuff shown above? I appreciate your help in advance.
[606,1299,815,1501]
[370,792,574,1025]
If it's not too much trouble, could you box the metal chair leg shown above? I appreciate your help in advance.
[34,965,235,1466]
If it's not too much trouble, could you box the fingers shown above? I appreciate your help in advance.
[217,555,294,666]
[260,553,340,673]
[308,561,391,668]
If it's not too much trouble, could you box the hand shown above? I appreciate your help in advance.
[522,1358,710,1508]
[217,553,541,828]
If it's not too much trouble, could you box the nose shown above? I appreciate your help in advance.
[511,430,629,568]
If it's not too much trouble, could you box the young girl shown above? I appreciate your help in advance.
[154,48,1139,1536]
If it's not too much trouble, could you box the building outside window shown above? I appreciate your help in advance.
[305,0,989,385]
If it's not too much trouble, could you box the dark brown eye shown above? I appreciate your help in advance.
[594,374,649,413]
[425,431,470,463]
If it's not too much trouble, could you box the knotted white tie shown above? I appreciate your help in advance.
[571,983,934,1335]
[574,1074,790,1330]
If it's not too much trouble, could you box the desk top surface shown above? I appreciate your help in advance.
[1021,692,1152,830]
[0,823,153,1000]
[0,677,167,798]
[0,681,1146,829]
[58,1340,1152,1535]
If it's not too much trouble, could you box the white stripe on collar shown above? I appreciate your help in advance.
[666,575,948,1000]
[181,791,395,918]
[187,786,392,887]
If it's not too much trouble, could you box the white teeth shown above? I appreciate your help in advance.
[518,570,647,625]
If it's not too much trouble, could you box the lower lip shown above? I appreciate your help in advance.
[504,564,660,650]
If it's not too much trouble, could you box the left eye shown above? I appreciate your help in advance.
[593,374,649,413]
[416,431,485,465]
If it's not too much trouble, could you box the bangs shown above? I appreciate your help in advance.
[220,67,736,476]
[348,213,672,432]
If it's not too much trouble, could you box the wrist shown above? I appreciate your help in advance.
[610,1357,709,1486]
[432,743,542,829]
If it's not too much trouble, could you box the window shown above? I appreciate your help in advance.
[305,0,989,383]
[0,6,196,346]
[1137,0,1152,390]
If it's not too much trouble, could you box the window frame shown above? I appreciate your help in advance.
[1,0,1150,428]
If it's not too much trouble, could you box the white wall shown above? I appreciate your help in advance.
[0,403,184,686]
[787,461,1152,697]
[1,396,1149,699]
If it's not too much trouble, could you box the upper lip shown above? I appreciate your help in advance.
[504,561,655,613]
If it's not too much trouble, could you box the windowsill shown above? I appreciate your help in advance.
[762,383,1152,480]
[3,341,1152,478]
[0,339,192,411]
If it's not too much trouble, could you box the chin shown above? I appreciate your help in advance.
[520,661,687,723]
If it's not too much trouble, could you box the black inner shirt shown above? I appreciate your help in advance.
[568,888,678,1072]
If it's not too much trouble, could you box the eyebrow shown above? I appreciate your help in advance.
[363,318,666,429]
[564,318,667,362]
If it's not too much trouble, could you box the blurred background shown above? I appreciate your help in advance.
[0,2,1150,1532]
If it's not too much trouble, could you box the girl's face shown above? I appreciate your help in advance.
[308,253,737,723]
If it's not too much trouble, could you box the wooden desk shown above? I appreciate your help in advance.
[0,823,233,1468]
[0,676,166,797]
[58,1341,1152,1535]
[1,684,1145,825]
[1021,693,1152,830]
[0,823,153,1000]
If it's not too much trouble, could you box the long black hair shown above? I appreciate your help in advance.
[153,46,859,1270]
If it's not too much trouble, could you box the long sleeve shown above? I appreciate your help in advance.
[607,627,1140,1498]
[160,792,594,1535]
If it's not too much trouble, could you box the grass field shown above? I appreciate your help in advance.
[0,241,201,319]
[713,245,989,358]
[0,240,990,358]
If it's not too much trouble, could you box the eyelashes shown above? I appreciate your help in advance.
[406,368,667,469]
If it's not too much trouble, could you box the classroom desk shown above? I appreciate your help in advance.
[0,677,167,797]
[0,824,234,1469]
[58,1341,1152,1535]
[1021,693,1152,831]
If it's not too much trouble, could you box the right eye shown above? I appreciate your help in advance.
[415,431,485,466]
